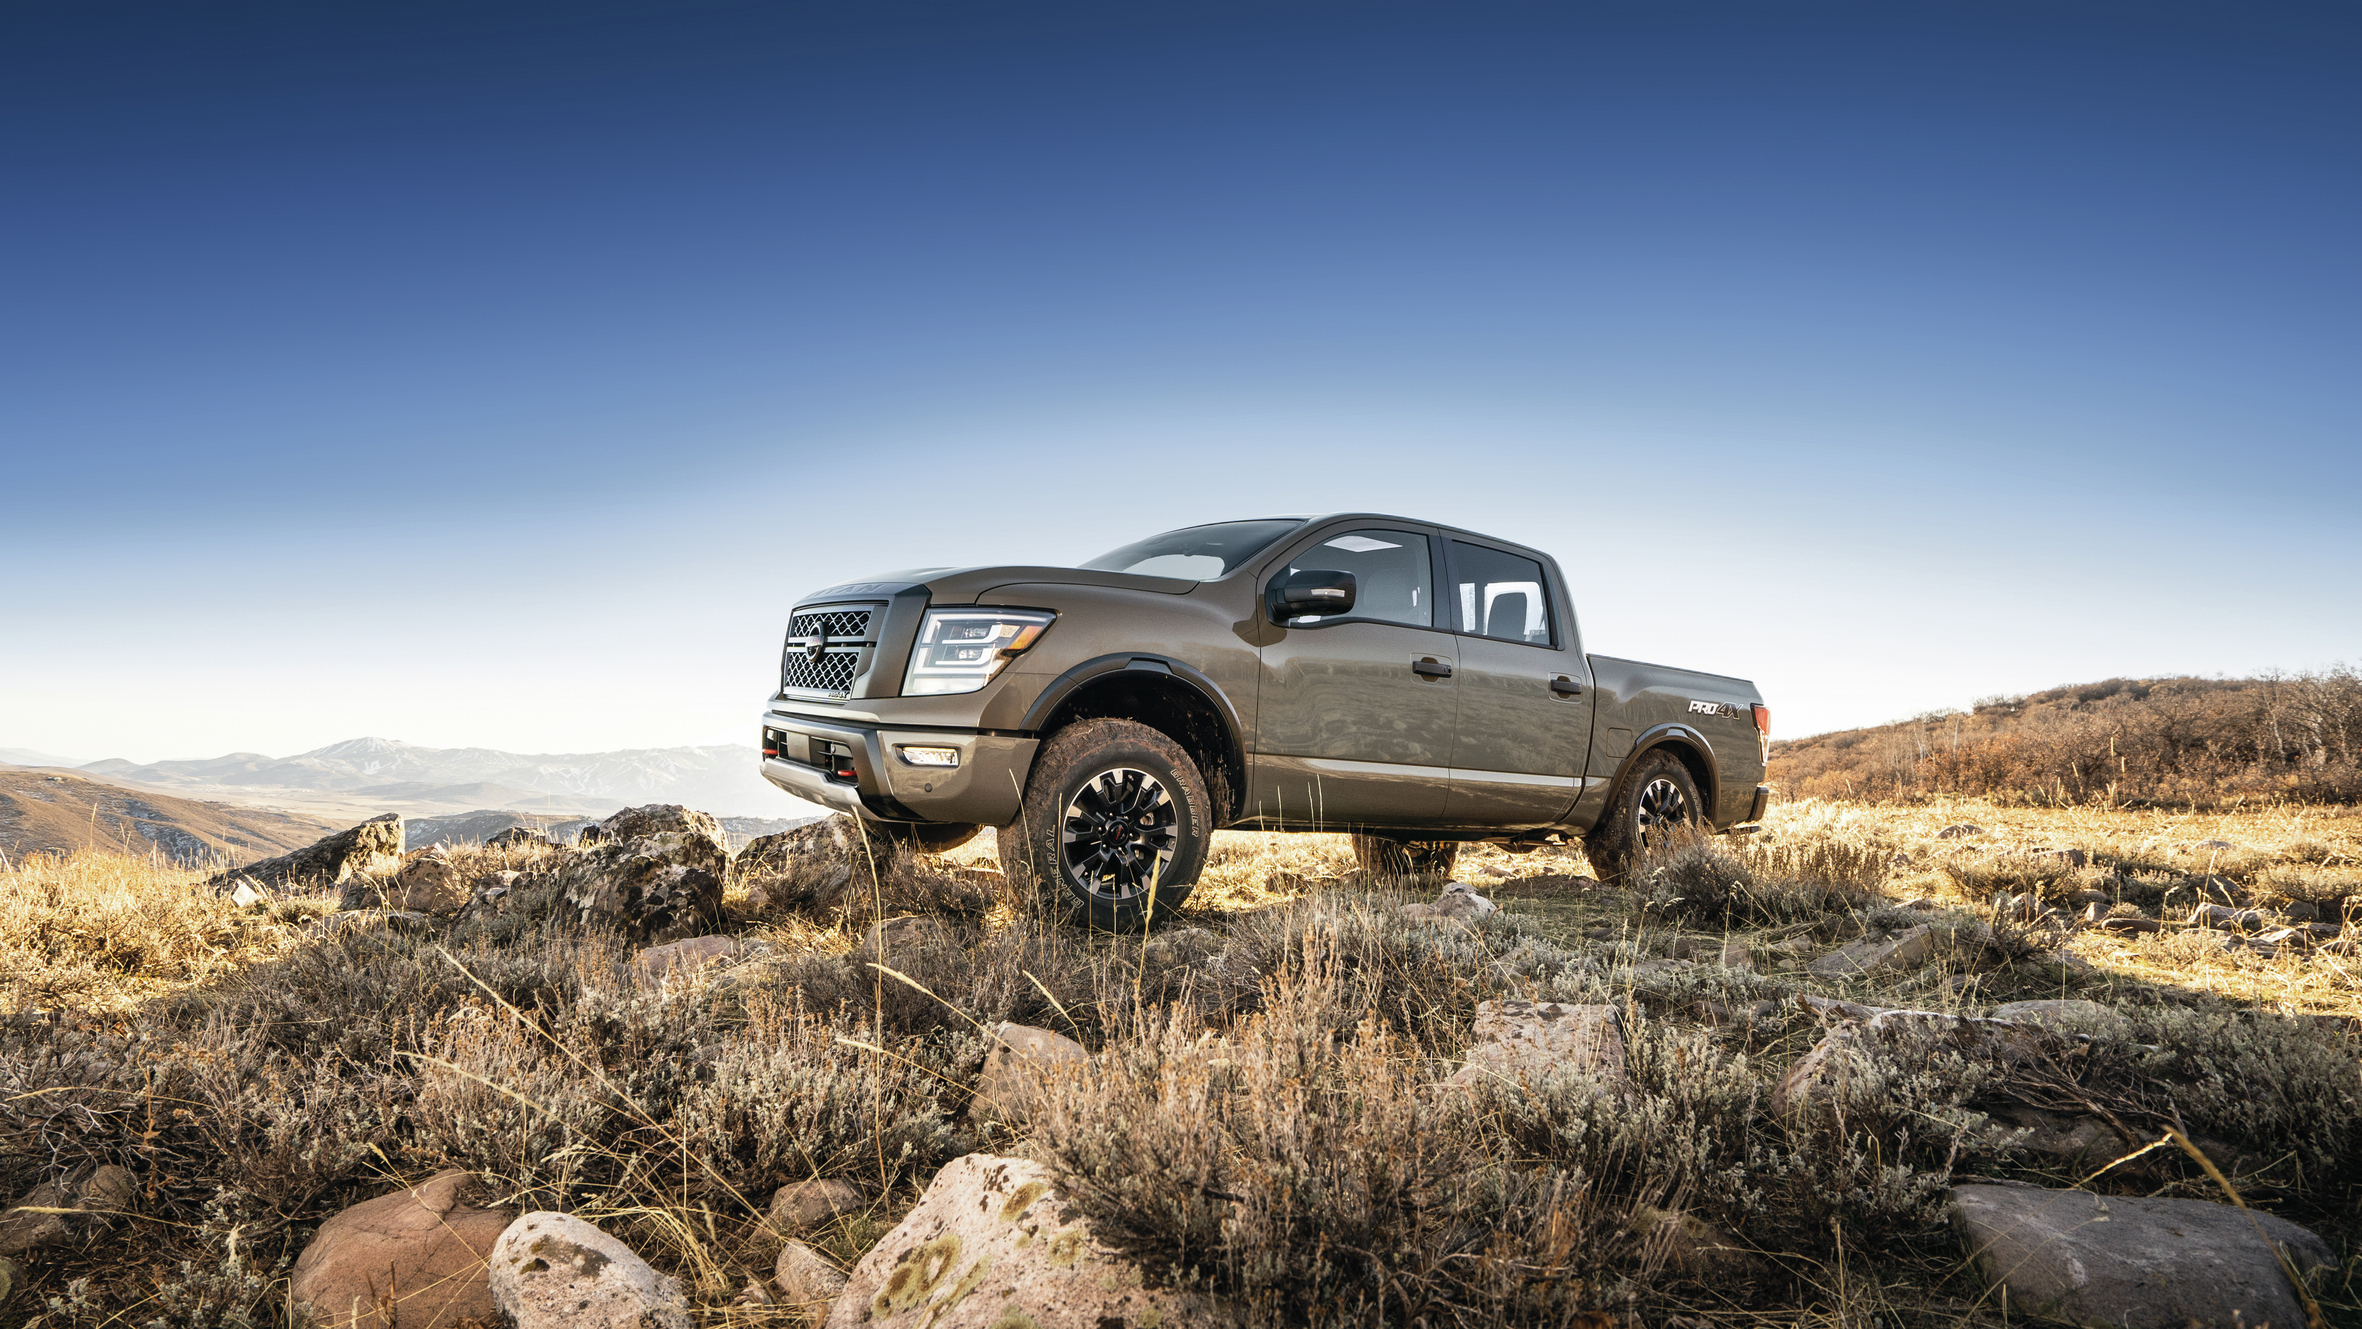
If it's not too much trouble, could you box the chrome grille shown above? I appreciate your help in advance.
[789,608,872,640]
[781,603,881,699]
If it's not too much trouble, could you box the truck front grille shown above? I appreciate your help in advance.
[781,603,882,699]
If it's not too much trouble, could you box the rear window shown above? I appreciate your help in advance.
[1451,541,1554,645]
[1081,519,1304,580]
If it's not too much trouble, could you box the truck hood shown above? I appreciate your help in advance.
[799,565,1197,607]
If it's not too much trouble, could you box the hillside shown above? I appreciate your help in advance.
[75,735,821,821]
[0,766,340,866]
[1774,668,2362,806]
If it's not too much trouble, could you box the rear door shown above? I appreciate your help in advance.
[1441,537,1593,827]
[1249,524,1458,828]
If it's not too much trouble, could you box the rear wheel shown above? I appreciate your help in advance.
[1350,834,1461,879]
[1583,748,1703,882]
[999,719,1208,930]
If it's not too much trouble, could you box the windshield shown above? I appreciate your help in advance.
[1080,519,1305,580]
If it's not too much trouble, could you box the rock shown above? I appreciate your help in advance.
[859,915,957,961]
[1950,1185,2333,1329]
[2099,915,2161,934]
[1773,1010,2041,1118]
[0,1256,20,1304]
[738,818,869,911]
[1632,1204,1759,1280]
[384,846,469,914]
[0,1166,136,1255]
[1937,823,1983,839]
[775,1238,847,1310]
[2000,893,2045,923]
[0,1181,72,1255]
[1769,936,1816,955]
[1798,993,1894,1022]
[630,935,739,985]
[230,880,268,909]
[1808,924,1936,980]
[1477,864,1511,878]
[822,1153,1227,1329]
[291,1169,513,1328]
[1401,881,1496,922]
[1898,896,1940,911]
[973,1023,1089,1126]
[2194,839,2238,852]
[206,813,404,898]
[488,1212,690,1329]
[486,825,550,849]
[1445,1001,1628,1093]
[2043,848,2089,868]
[768,1179,864,1235]
[2282,899,2318,922]
[2069,888,2112,907]
[2191,903,2264,931]
[555,806,729,945]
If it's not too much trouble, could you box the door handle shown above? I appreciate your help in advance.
[1550,676,1584,696]
[1411,658,1453,680]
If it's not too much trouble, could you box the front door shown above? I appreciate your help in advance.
[1442,538,1593,827]
[1249,525,1458,828]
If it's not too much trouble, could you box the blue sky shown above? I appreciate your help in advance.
[3,0,2357,764]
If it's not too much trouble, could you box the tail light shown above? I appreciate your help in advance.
[1751,705,1770,736]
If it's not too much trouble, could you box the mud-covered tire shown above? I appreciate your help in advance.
[874,822,982,854]
[1583,748,1703,883]
[1350,834,1461,879]
[998,719,1208,930]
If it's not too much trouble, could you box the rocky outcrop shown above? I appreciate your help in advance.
[488,1212,691,1329]
[972,1023,1089,1126]
[822,1153,1229,1329]
[486,824,550,849]
[739,818,995,919]
[379,846,468,914]
[1951,1185,2333,1329]
[204,813,404,898]
[290,1169,513,1328]
[556,805,728,944]
[1444,1001,1628,1093]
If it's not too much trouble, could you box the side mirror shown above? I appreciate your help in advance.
[1269,568,1357,622]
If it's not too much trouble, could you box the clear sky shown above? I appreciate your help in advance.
[3,0,2357,764]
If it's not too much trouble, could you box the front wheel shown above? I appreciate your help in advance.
[1583,748,1703,883]
[999,719,1209,930]
[1350,834,1460,879]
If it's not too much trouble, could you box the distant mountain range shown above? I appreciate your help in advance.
[9,737,825,822]
[0,767,339,866]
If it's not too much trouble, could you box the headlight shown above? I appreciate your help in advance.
[903,608,1055,696]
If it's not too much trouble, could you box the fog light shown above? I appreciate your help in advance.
[898,746,960,768]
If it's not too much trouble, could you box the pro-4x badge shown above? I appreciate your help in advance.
[1687,699,1728,716]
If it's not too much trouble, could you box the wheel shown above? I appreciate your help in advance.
[1350,834,1460,879]
[1583,748,1703,883]
[999,719,1209,930]
[873,822,982,854]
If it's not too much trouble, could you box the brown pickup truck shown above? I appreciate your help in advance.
[761,514,1769,928]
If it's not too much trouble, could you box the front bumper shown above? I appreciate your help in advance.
[759,710,1038,826]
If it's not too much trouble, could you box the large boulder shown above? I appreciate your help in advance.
[290,1169,513,1328]
[1444,1001,1629,1093]
[1951,1185,2333,1329]
[822,1153,1229,1329]
[381,846,469,914]
[488,1212,691,1329]
[739,817,995,919]
[556,805,729,944]
[204,813,404,898]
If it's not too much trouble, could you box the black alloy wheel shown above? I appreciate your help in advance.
[1634,775,1692,852]
[1060,768,1179,904]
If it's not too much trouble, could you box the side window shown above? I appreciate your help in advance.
[1276,528,1434,628]
[1451,541,1554,645]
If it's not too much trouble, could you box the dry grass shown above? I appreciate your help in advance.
[2,799,2357,1327]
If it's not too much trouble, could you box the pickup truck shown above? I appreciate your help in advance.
[759,514,1769,928]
